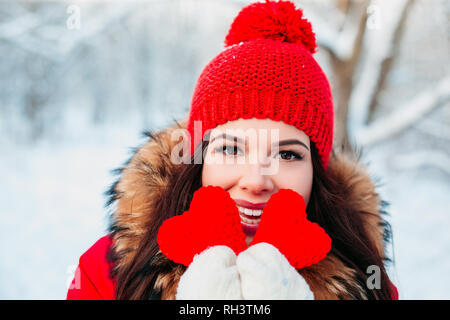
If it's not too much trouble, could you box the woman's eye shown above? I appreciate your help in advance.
[277,150,303,161]
[216,145,242,156]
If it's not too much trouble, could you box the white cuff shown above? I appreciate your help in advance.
[236,242,314,300]
[176,246,243,300]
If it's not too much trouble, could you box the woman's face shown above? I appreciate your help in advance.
[201,118,313,245]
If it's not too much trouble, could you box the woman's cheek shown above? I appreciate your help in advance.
[276,167,313,205]
[201,161,241,188]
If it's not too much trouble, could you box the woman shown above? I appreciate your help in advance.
[67,0,398,300]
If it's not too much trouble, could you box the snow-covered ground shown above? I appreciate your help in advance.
[0,109,147,299]
[364,140,450,299]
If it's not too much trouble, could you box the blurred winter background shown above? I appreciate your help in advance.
[0,0,448,299]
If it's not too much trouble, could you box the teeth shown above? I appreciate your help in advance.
[244,208,253,216]
[237,206,263,217]
[239,213,261,225]
[237,205,262,226]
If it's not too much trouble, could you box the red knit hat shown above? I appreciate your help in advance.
[187,0,334,169]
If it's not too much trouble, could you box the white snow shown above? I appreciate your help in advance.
[364,141,450,299]
[0,107,148,299]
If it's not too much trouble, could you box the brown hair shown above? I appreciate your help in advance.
[307,143,394,299]
[111,136,394,300]
[111,138,207,300]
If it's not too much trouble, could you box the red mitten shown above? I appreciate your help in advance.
[157,186,247,266]
[250,189,332,269]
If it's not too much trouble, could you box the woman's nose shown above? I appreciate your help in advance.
[237,163,274,195]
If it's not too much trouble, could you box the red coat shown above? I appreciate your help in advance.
[66,234,399,300]
[66,236,115,300]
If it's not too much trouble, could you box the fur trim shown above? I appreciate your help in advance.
[106,120,187,274]
[106,118,390,300]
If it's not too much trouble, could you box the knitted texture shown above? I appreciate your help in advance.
[224,0,317,53]
[187,0,334,169]
[250,189,332,269]
[157,186,247,266]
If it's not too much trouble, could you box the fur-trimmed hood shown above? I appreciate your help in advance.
[106,118,392,300]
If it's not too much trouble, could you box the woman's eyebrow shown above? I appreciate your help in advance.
[209,133,244,145]
[210,134,309,151]
[273,139,310,151]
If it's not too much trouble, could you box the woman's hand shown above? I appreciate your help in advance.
[236,242,314,300]
[176,245,243,299]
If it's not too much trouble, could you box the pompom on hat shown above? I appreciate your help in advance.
[187,0,334,169]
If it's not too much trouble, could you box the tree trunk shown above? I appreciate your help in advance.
[331,1,368,153]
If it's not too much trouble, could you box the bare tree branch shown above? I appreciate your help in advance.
[306,7,361,62]
[0,12,42,39]
[414,115,450,141]
[347,0,414,143]
[0,1,144,61]
[359,76,450,147]
[330,1,368,152]
[366,0,415,123]
[392,150,450,176]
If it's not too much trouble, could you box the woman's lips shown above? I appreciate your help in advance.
[233,199,267,236]
[233,199,267,210]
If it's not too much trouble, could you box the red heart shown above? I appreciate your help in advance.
[250,189,331,269]
[157,186,247,266]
